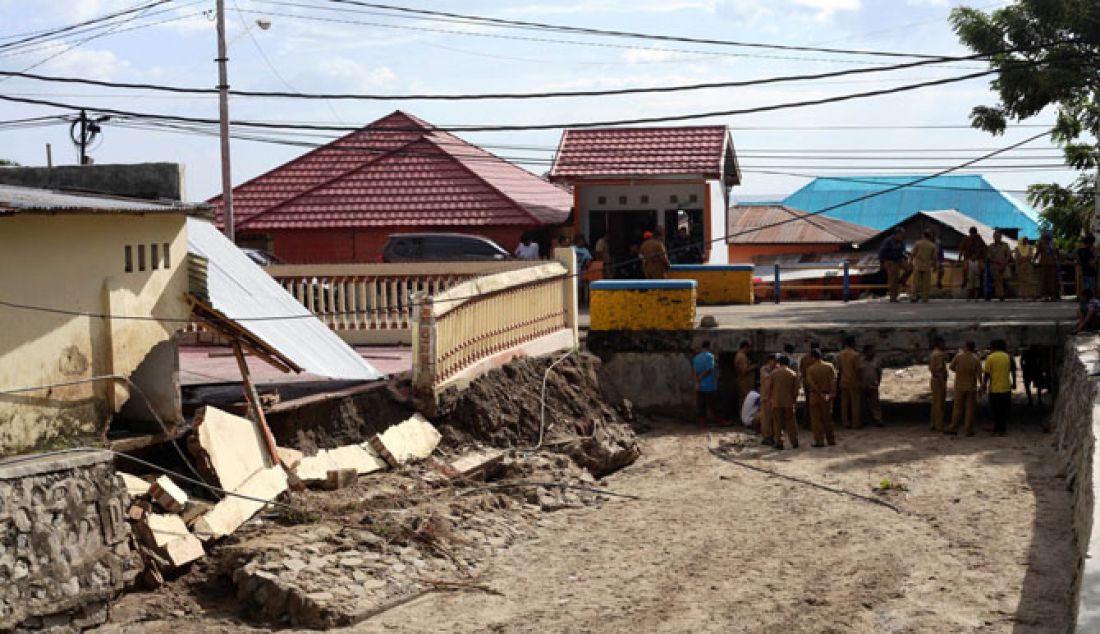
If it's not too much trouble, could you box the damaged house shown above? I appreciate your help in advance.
[0,185,206,456]
[0,184,383,457]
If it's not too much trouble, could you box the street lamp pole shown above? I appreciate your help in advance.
[215,0,235,242]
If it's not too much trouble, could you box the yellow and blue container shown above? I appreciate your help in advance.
[589,280,697,331]
[667,264,754,305]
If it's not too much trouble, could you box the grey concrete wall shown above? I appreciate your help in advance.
[0,449,140,630]
[694,322,1068,366]
[599,352,695,418]
[0,163,185,200]
[1051,334,1100,632]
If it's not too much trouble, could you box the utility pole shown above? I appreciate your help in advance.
[216,0,235,242]
[77,110,88,165]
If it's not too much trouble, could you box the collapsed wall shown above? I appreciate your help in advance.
[434,353,640,476]
[0,449,140,630]
[1052,334,1100,631]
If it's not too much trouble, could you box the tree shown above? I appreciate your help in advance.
[0,159,18,167]
[951,1,1099,237]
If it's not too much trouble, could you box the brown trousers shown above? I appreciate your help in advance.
[772,407,798,449]
[809,394,836,446]
[930,377,946,431]
[950,390,977,434]
[840,387,861,429]
[884,260,911,301]
[760,404,773,440]
[912,269,932,302]
[990,264,1008,299]
[861,388,882,425]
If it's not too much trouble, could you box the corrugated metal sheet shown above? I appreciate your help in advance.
[920,209,1017,248]
[727,204,877,245]
[207,111,571,231]
[549,126,739,183]
[0,184,208,215]
[781,175,1040,239]
[186,218,382,381]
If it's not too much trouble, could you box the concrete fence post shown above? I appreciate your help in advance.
[773,264,781,304]
[843,261,851,303]
[410,291,438,414]
[554,247,580,347]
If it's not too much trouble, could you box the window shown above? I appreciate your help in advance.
[124,246,133,272]
[618,195,627,205]
[640,195,649,204]
[670,194,679,203]
[162,243,171,268]
[689,194,699,203]
[138,245,146,271]
[151,244,160,270]
[597,196,607,205]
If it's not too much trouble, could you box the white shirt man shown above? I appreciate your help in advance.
[740,389,760,427]
[515,240,540,260]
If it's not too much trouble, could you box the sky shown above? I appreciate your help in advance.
[0,0,1081,203]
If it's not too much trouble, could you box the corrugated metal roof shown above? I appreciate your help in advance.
[0,184,208,215]
[781,174,1040,239]
[863,209,1017,249]
[548,126,740,183]
[207,111,572,231]
[727,204,877,245]
[186,218,382,382]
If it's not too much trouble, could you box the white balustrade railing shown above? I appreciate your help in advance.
[412,249,579,411]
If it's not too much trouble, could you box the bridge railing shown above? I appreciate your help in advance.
[412,249,579,412]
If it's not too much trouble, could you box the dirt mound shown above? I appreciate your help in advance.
[434,353,640,476]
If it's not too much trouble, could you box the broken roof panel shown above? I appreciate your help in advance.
[186,218,382,382]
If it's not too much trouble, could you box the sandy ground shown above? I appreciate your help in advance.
[356,409,1073,633]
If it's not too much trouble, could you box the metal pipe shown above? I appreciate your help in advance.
[216,0,235,242]
[773,263,781,304]
[843,261,850,302]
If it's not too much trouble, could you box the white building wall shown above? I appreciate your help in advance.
[708,179,729,265]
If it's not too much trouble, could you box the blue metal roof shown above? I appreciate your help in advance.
[781,175,1040,239]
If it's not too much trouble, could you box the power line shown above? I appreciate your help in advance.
[0,69,1009,133]
[0,51,1016,101]
[311,0,953,60]
[0,0,170,52]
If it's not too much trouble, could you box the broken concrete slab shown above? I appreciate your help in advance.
[192,465,288,542]
[149,475,188,513]
[137,513,205,567]
[324,468,357,490]
[449,449,504,480]
[293,444,386,485]
[369,414,441,468]
[190,406,274,491]
[276,446,303,471]
[119,472,151,497]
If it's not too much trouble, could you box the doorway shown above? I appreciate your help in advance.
[590,210,658,278]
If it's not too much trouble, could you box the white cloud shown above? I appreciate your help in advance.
[906,0,950,5]
[504,1,718,16]
[790,0,861,20]
[316,58,396,90]
[40,47,128,81]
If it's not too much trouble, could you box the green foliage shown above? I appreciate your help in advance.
[1030,173,1097,248]
[0,158,18,167]
[952,1,1099,237]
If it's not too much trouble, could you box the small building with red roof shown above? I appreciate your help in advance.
[548,125,740,269]
[208,111,573,263]
[726,203,877,262]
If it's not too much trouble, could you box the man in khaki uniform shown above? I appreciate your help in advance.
[639,227,670,279]
[860,344,884,427]
[959,227,987,301]
[910,229,937,302]
[835,336,862,429]
[734,340,757,412]
[769,355,800,450]
[759,354,779,446]
[798,343,817,428]
[805,348,837,447]
[929,336,948,432]
[986,230,1013,301]
[948,341,983,436]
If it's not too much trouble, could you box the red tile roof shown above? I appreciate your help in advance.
[727,204,877,245]
[209,111,572,231]
[548,126,739,182]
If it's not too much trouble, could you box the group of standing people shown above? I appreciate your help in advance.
[693,334,1023,449]
[876,227,1061,303]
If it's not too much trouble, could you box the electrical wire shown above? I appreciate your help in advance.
[0,0,171,52]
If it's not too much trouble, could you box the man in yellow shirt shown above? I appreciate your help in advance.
[981,339,1016,436]
[910,230,938,303]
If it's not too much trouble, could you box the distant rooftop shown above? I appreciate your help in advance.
[781,174,1040,239]
[727,204,876,245]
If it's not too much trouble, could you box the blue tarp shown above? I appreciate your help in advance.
[781,174,1040,239]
